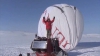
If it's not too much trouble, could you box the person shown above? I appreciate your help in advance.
[35,34,37,38]
[19,53,22,56]
[34,34,41,40]
[43,16,55,38]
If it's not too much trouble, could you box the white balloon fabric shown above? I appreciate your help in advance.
[38,4,84,52]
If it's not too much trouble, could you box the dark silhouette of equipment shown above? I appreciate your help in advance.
[29,35,67,56]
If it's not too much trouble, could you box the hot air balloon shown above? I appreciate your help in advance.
[38,3,84,51]
[30,4,84,56]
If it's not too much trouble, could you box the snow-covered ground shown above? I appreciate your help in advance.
[0,31,100,56]
[0,31,34,56]
[0,45,33,56]
[0,37,100,56]
[69,35,100,56]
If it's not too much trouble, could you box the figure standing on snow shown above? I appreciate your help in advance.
[43,14,55,38]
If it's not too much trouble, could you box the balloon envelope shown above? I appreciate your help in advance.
[38,4,84,52]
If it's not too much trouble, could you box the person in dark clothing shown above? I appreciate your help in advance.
[43,16,55,38]
[19,53,22,56]
[35,34,37,38]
